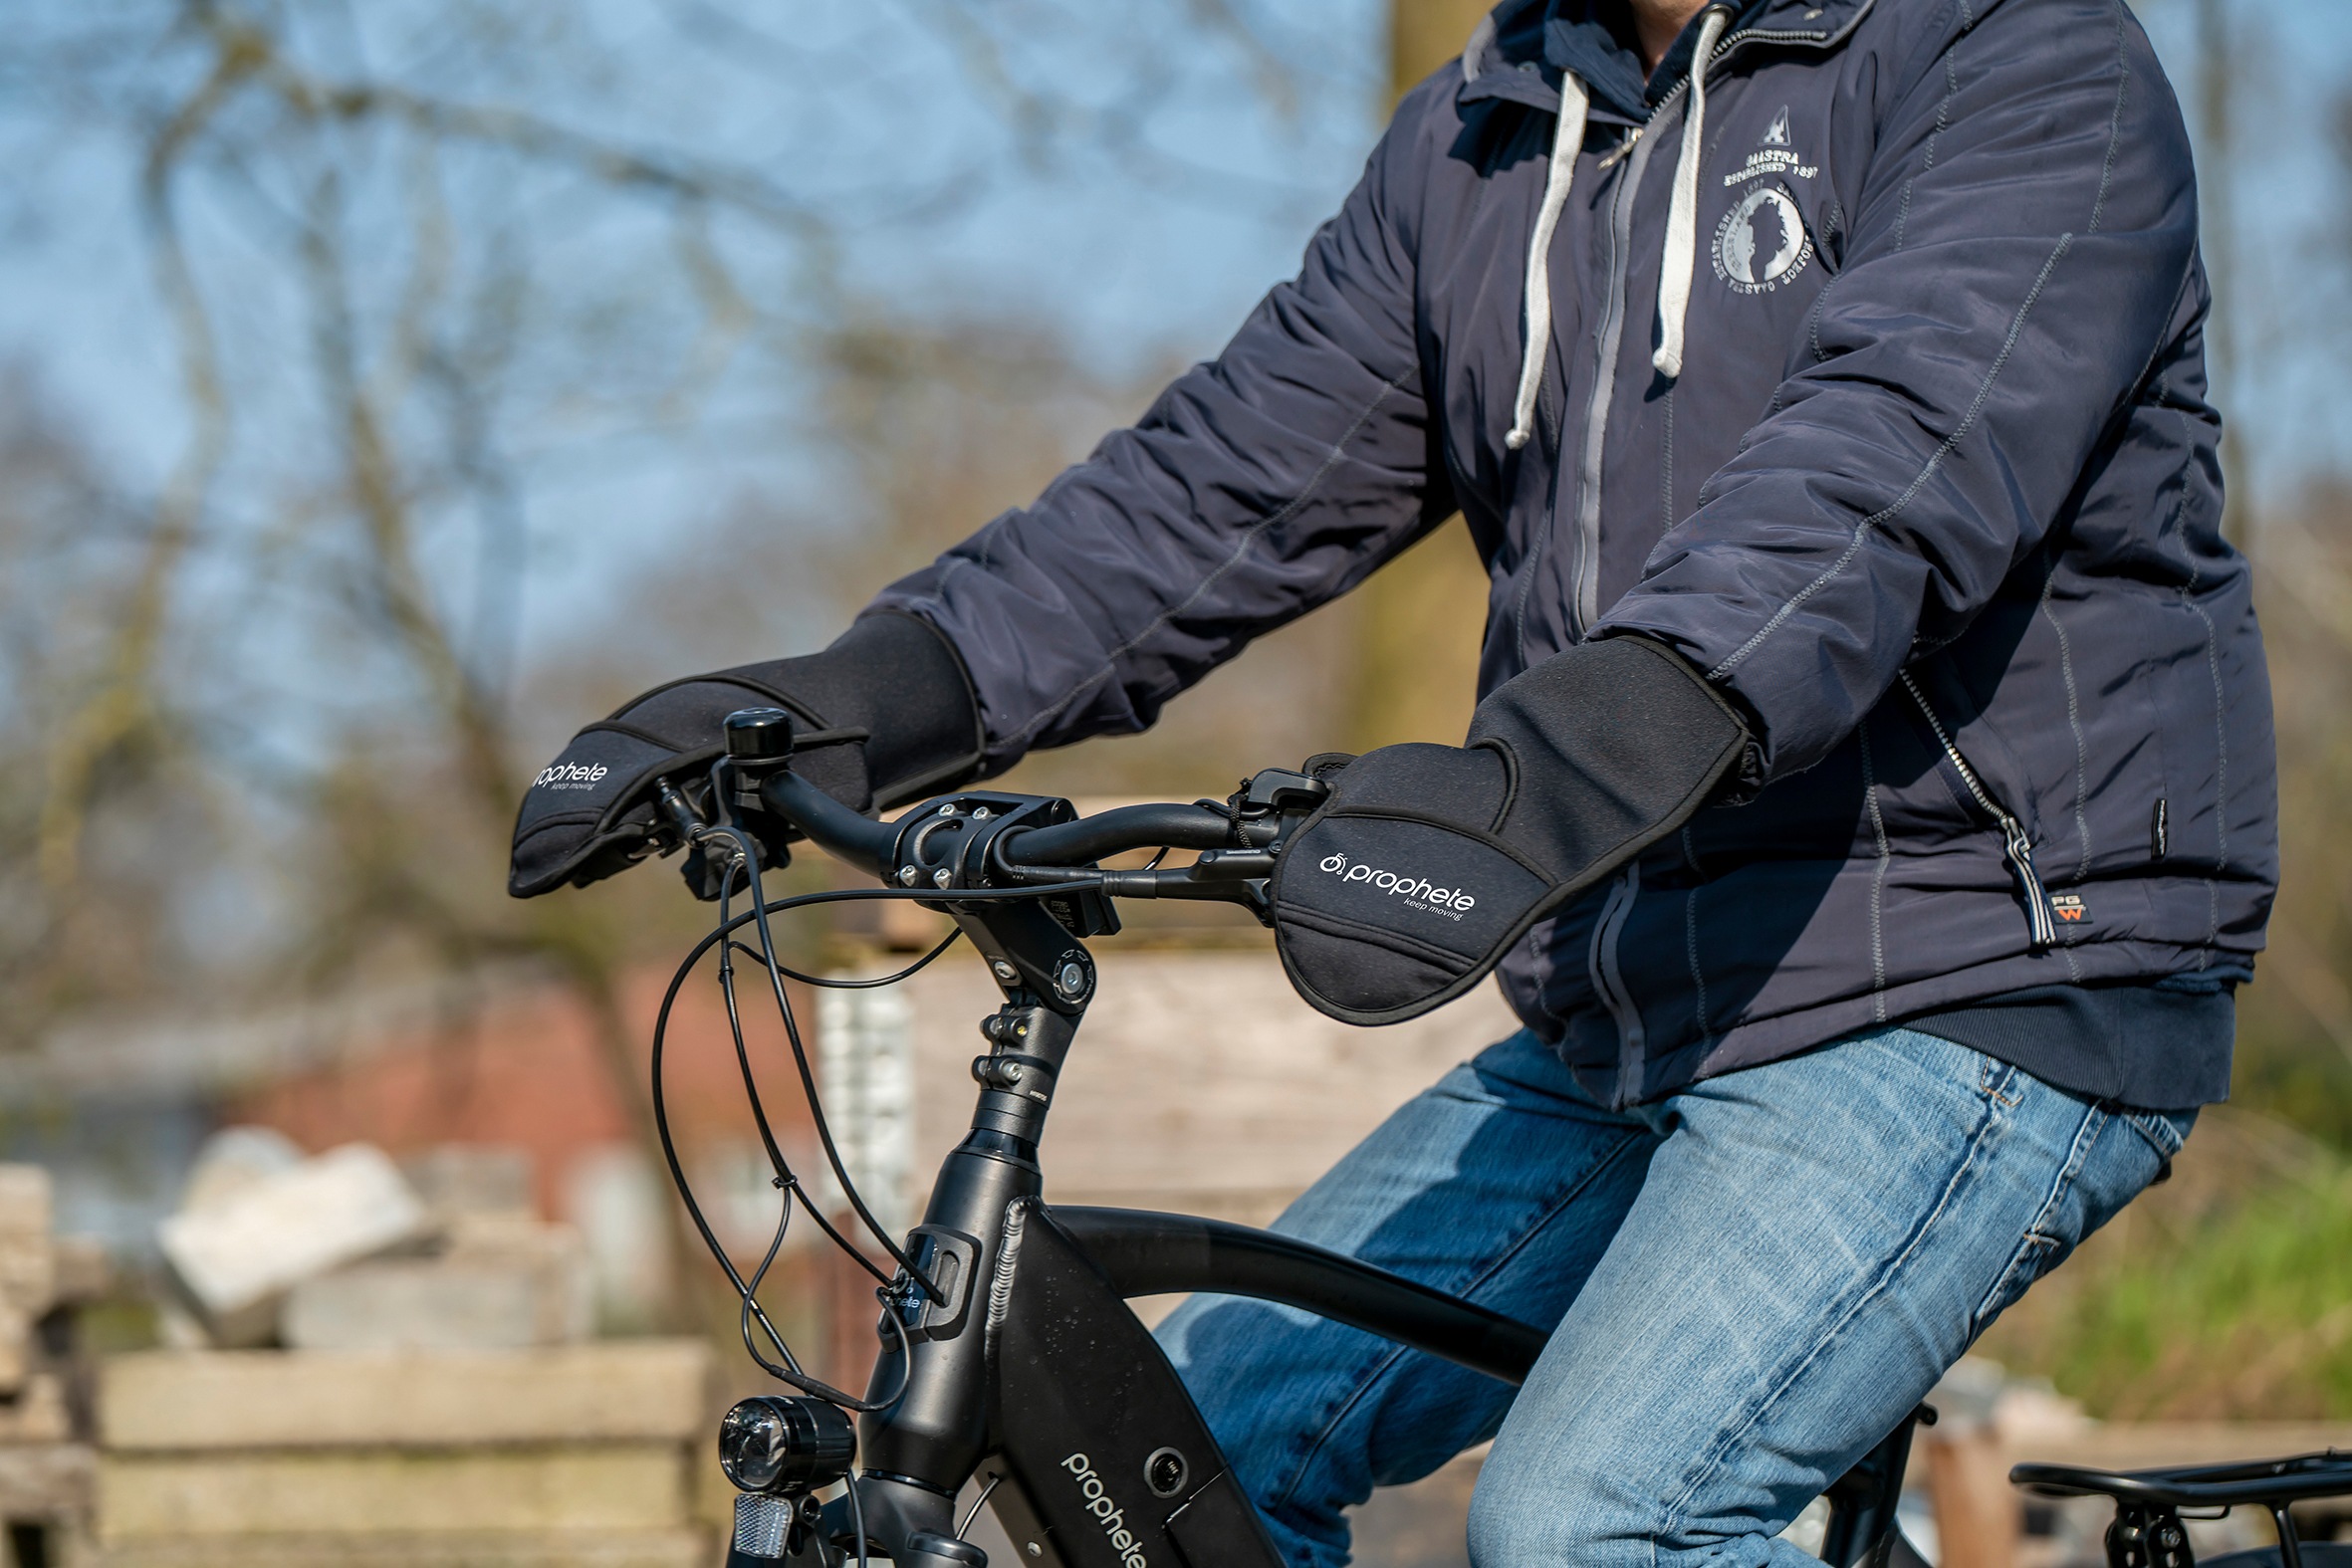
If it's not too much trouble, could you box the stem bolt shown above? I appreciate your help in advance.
[1145,1447,1189,1498]
[932,868,954,889]
[899,865,921,886]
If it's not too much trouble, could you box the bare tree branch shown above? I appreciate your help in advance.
[35,19,253,894]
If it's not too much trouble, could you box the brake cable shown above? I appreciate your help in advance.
[649,838,1102,1410]
[652,771,1295,1557]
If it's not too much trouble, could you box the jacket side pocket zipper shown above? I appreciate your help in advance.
[1899,671,2056,952]
[1588,865,1647,1108]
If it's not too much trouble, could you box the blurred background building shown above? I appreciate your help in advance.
[0,0,2348,1563]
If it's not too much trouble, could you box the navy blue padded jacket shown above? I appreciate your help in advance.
[870,0,2277,1104]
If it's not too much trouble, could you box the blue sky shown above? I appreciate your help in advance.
[2,0,2348,682]
[0,1,1384,671]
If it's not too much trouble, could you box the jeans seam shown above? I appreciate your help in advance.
[1978,1054,2021,1107]
[1655,1079,2005,1551]
[1970,1102,2107,1335]
[2032,1106,2106,1237]
[1266,1126,1653,1516]
[2121,1108,2188,1157]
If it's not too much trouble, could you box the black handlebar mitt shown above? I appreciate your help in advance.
[1269,636,1750,1025]
[508,611,985,898]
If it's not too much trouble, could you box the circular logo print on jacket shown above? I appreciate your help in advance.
[1713,185,1813,295]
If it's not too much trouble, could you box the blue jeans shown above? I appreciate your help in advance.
[1154,1025,2192,1568]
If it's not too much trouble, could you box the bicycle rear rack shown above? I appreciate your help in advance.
[2011,1451,2352,1568]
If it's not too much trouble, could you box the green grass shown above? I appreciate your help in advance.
[1978,1113,2352,1419]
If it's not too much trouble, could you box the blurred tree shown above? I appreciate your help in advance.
[1334,0,1501,753]
[2215,58,2352,1152]
[2233,489,2352,1147]
[605,307,1371,802]
[1391,0,1497,104]
[0,0,1346,1328]
[0,370,229,1031]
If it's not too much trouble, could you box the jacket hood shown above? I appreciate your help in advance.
[1461,0,1871,122]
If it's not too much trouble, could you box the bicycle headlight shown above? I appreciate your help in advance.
[717,1396,856,1495]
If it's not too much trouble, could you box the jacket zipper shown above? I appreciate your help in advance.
[1552,9,1893,1080]
[1899,671,2056,951]
[1550,13,1863,645]
[1509,123,1653,663]
[1565,128,1660,639]
[1590,865,1648,1105]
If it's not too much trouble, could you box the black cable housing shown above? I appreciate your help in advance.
[647,838,1101,1417]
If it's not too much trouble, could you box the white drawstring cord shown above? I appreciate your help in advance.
[1506,71,1590,452]
[1652,6,1731,380]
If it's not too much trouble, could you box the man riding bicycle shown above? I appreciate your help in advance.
[511,0,2278,1563]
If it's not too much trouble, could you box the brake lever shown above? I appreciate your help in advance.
[1051,774,1321,927]
[1094,849,1274,894]
[654,776,706,843]
[654,774,766,902]
[1229,766,1331,821]
[1083,847,1279,926]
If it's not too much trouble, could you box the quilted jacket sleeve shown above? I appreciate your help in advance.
[1593,0,2204,780]
[864,76,1457,774]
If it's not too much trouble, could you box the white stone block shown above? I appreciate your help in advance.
[0,1167,52,1235]
[100,1342,713,1450]
[88,1529,704,1567]
[51,1236,112,1306]
[905,951,1518,1221]
[0,1372,72,1445]
[97,1444,689,1539]
[400,1145,537,1221]
[281,1222,590,1352]
[282,1261,541,1352]
[0,1441,93,1520]
[156,1145,429,1323]
[447,1216,592,1345]
[0,1167,57,1320]
[174,1128,302,1217]
[0,1307,28,1397]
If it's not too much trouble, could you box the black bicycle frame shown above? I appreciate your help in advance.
[712,764,1928,1568]
[793,879,1922,1568]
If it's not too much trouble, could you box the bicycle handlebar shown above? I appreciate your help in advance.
[757,767,899,878]
[692,706,1325,917]
[754,773,1247,883]
[997,802,1236,866]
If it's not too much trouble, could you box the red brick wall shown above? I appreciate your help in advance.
[225,967,823,1223]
